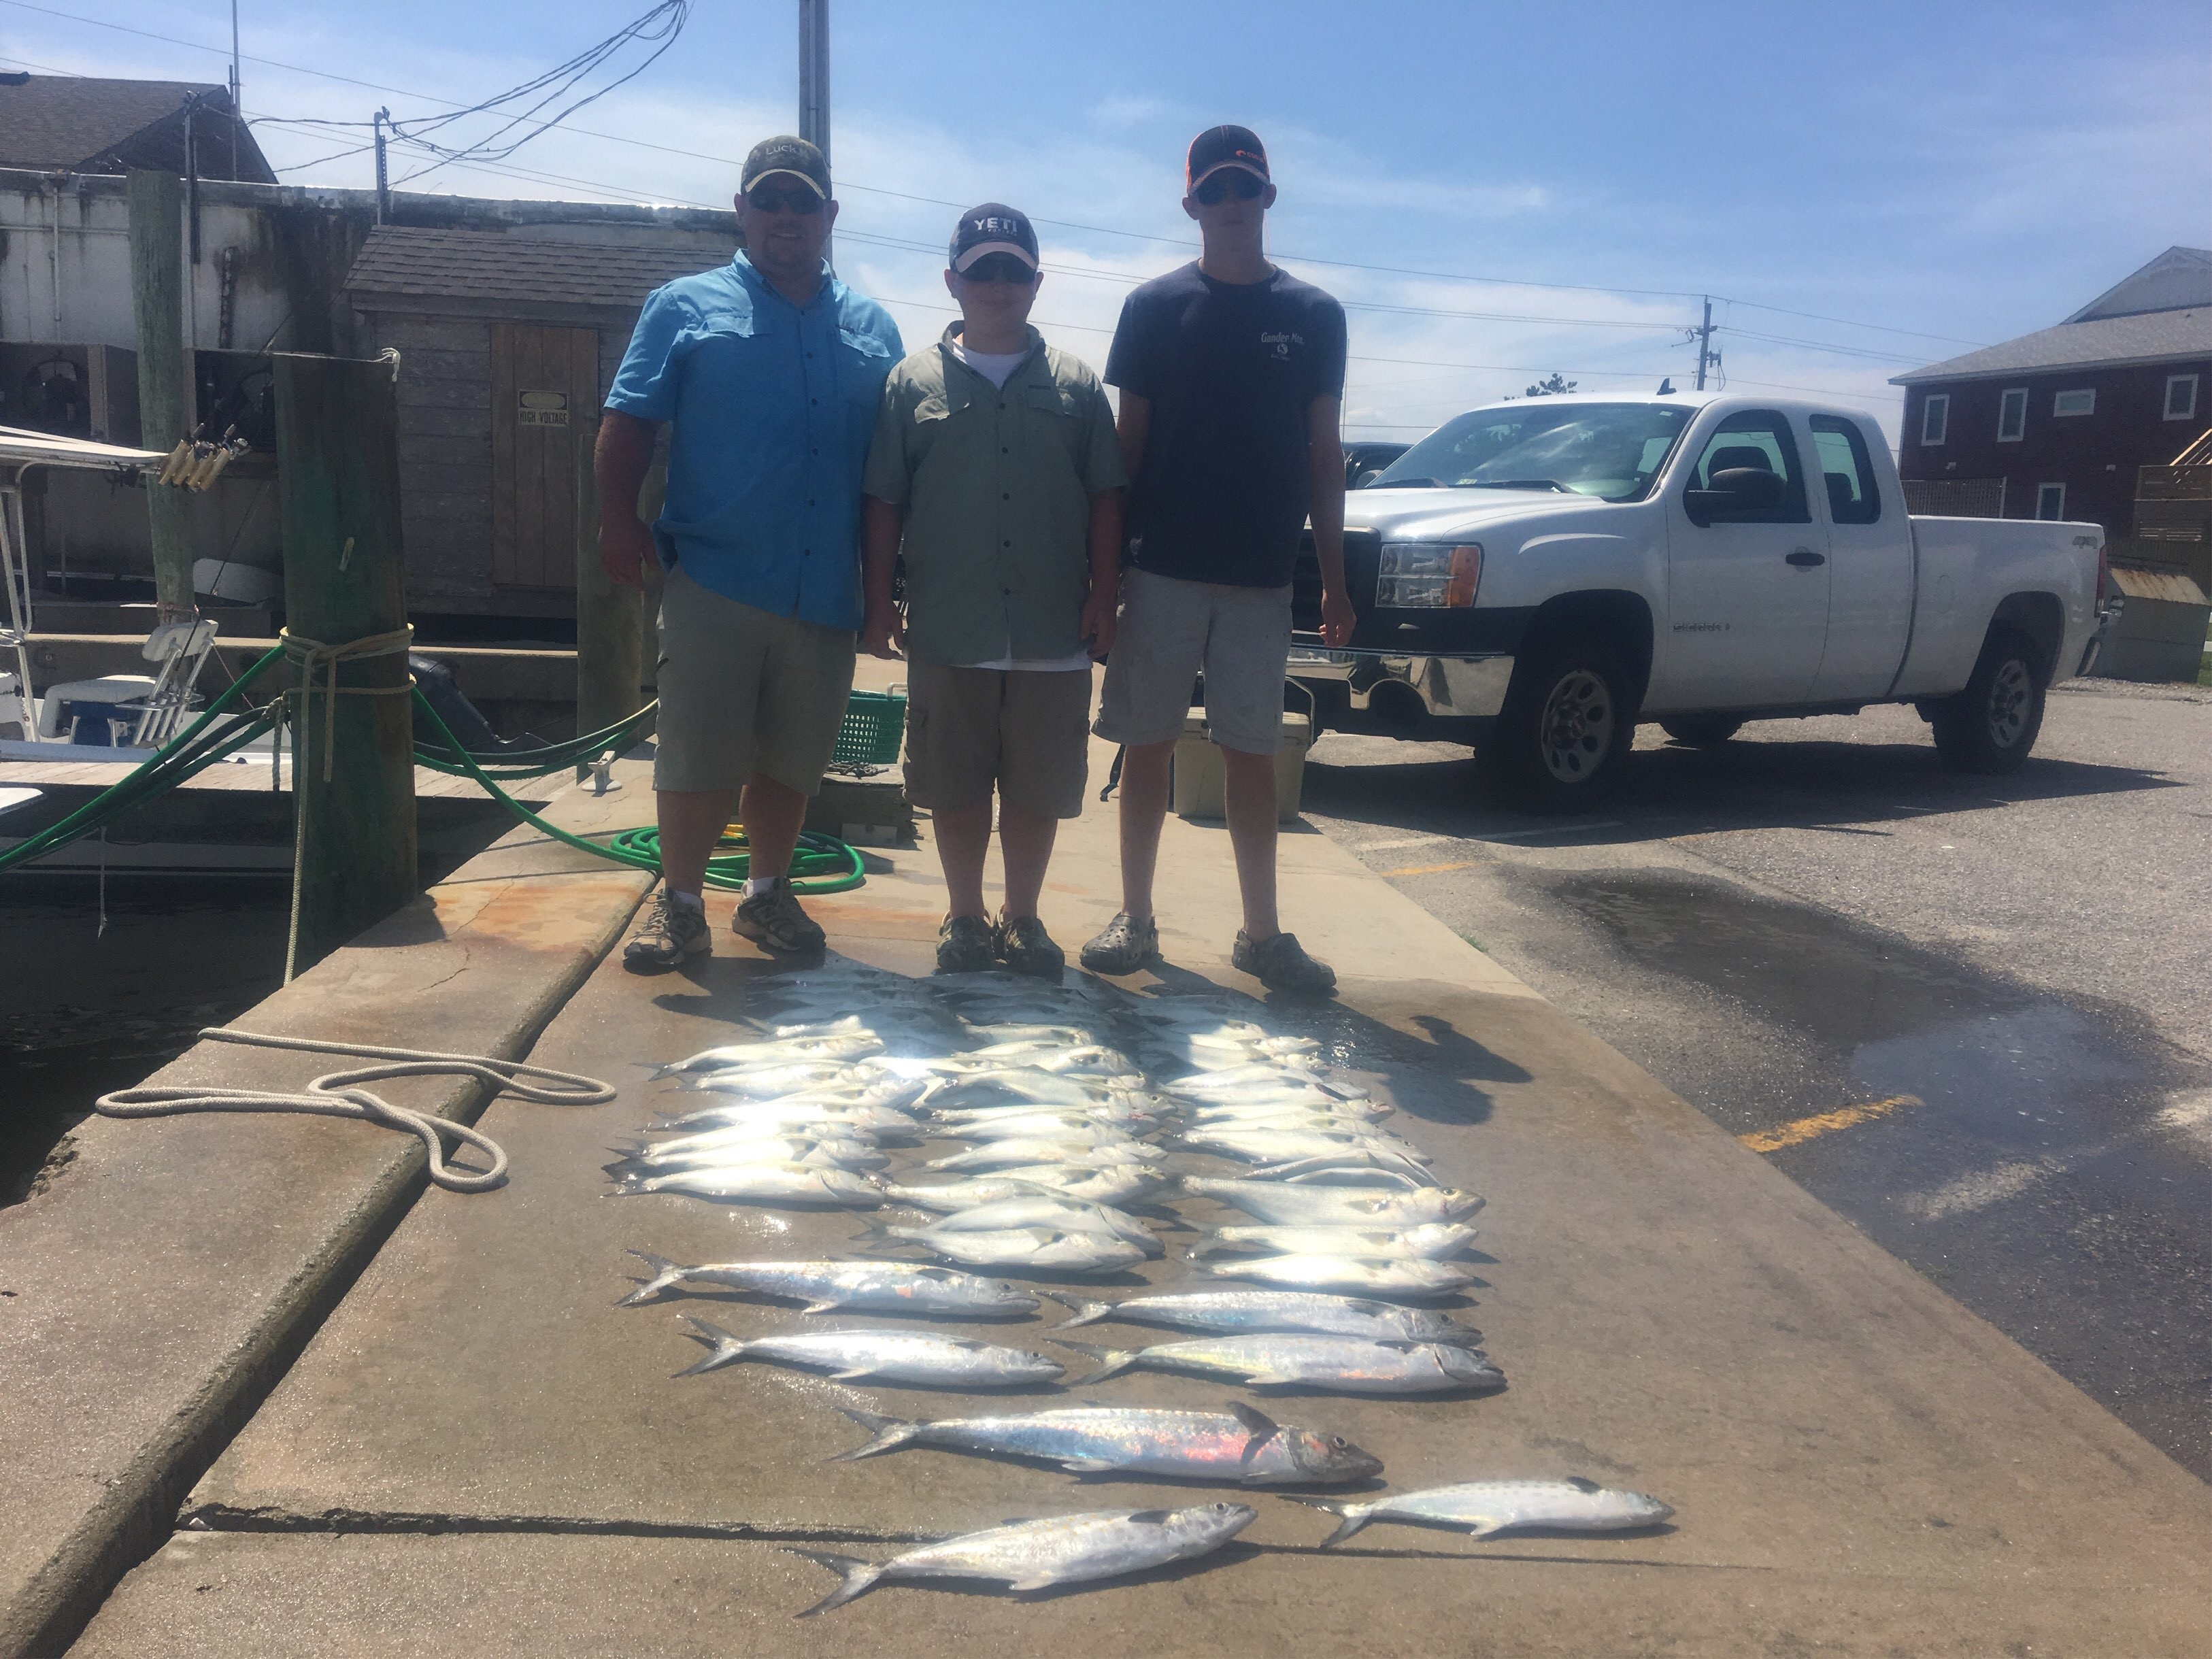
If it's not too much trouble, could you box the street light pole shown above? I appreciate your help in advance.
[799,0,830,263]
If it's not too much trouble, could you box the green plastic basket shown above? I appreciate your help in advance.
[833,684,907,767]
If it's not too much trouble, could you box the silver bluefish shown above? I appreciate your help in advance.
[865,1222,1150,1275]
[1201,1222,1479,1260]
[607,1163,883,1207]
[925,1139,1161,1174]
[1184,1178,1484,1227]
[790,1503,1255,1615]
[652,1034,884,1077]
[1056,1334,1504,1394]
[1284,1478,1673,1544]
[673,1318,1064,1387]
[830,1401,1381,1484]
[1045,1290,1484,1349]
[618,1250,1038,1316]
[916,1197,1162,1257]
[879,1167,1171,1211]
[1193,1253,1480,1296]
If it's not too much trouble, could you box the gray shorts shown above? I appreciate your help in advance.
[1094,567,1292,755]
[652,566,856,796]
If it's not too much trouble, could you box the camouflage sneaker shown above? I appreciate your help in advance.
[1079,911,1158,975]
[1232,929,1337,996]
[733,881,826,954]
[995,913,1066,979]
[937,913,997,973]
[622,889,710,971]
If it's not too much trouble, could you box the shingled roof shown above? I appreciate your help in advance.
[0,73,275,182]
[1890,307,2212,386]
[343,225,731,314]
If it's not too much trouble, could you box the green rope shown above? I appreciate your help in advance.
[411,700,661,779]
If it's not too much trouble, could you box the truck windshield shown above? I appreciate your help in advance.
[1373,403,1693,503]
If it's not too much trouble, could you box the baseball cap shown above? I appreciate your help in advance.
[741,135,830,199]
[950,202,1039,273]
[1186,124,1269,190]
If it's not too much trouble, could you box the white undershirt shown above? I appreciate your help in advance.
[949,338,1096,673]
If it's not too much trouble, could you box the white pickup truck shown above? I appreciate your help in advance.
[1292,392,2113,809]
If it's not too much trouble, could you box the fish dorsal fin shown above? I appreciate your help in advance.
[1126,1509,1173,1526]
[1376,1339,1423,1353]
[1566,1476,1603,1493]
[916,1267,959,1282]
[1227,1401,1281,1462]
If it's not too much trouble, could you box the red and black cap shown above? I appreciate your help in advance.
[1186,124,1269,191]
[950,202,1039,273]
[741,135,830,199]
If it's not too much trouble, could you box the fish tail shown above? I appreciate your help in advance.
[788,1548,884,1617]
[616,1250,690,1306]
[1039,1292,1109,1330]
[1050,1339,1139,1384]
[1279,1494,1371,1546]
[826,1406,919,1462]
[671,1316,747,1378]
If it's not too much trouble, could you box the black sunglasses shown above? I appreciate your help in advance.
[959,254,1037,285]
[746,184,824,215]
[1192,169,1266,206]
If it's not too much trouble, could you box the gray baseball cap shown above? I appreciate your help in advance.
[741,135,830,198]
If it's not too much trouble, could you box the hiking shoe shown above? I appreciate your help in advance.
[1233,929,1337,996]
[1079,911,1158,975]
[623,889,710,971]
[996,913,1066,979]
[937,913,997,973]
[733,881,826,954]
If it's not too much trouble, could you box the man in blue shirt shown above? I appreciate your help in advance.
[598,136,901,967]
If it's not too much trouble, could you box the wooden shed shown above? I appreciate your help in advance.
[343,223,735,618]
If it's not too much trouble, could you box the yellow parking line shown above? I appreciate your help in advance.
[1738,1094,1920,1154]
[1380,859,1491,878]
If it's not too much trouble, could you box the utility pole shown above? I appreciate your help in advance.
[373,107,391,224]
[127,168,195,620]
[275,350,416,972]
[799,0,830,261]
[228,0,241,178]
[1694,295,1715,392]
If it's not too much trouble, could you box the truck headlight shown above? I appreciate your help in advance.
[1377,542,1481,607]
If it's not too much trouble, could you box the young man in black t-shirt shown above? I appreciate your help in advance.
[1082,124,1358,995]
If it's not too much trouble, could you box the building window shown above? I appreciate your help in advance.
[2166,374,2200,421]
[1997,387,2028,442]
[2052,388,2095,418]
[1920,393,1949,446]
[2035,482,2066,520]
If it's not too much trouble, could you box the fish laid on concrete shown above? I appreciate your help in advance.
[880,1166,1173,1211]
[1056,1334,1504,1394]
[616,1136,889,1175]
[1164,1064,1358,1099]
[651,1095,922,1135]
[1193,1253,1480,1296]
[652,1034,885,1077]
[925,1139,1162,1174]
[867,1222,1150,1275]
[946,1117,1149,1149]
[1199,1222,1479,1260]
[790,1503,1256,1615]
[1284,1479,1672,1544]
[618,1251,1038,1316]
[1045,1289,1483,1349]
[928,1103,1161,1133]
[915,1196,1163,1256]
[607,1163,884,1207]
[829,1401,1381,1484]
[673,1318,1065,1387]
[1183,1178,1483,1227]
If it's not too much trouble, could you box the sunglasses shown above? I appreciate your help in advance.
[960,254,1038,285]
[745,184,824,215]
[1192,169,1266,206]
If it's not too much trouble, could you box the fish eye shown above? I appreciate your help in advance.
[1330,1436,1347,1447]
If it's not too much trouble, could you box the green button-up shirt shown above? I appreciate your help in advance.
[862,324,1126,667]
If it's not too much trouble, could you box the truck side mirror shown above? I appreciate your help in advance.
[1685,466,1788,525]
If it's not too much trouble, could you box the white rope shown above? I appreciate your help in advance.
[93,1027,616,1194]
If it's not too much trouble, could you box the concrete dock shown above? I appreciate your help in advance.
[8,698,2212,1654]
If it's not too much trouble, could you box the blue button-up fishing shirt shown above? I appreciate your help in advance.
[605,252,902,629]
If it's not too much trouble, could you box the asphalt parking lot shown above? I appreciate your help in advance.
[1301,676,2212,1481]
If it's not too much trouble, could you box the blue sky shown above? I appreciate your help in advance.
[6,0,2209,443]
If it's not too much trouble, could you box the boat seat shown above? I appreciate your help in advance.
[35,675,158,738]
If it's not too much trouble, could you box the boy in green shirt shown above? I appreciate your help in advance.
[860,203,1126,975]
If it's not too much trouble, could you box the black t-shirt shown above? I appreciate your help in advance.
[1105,262,1347,588]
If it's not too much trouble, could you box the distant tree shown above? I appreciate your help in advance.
[1524,372,1578,397]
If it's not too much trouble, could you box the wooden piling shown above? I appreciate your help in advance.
[574,412,643,741]
[275,350,416,972]
[127,167,193,617]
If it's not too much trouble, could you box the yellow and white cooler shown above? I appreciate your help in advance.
[1171,701,1313,824]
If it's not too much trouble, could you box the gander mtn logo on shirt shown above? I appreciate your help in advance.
[1260,330,1305,360]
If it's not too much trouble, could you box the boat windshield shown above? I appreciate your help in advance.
[1372,403,1693,503]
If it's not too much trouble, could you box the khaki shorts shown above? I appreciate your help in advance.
[903,659,1093,819]
[652,565,856,796]
[1094,566,1293,755]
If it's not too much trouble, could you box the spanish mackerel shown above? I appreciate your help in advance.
[1056,1333,1503,1394]
[828,1401,1381,1484]
[790,1503,1255,1615]
[1194,1253,1480,1295]
[1183,1178,1483,1226]
[617,1250,1038,1316]
[1045,1289,1483,1348]
[606,1163,883,1207]
[673,1318,1065,1386]
[1284,1478,1673,1544]
[865,1222,1150,1274]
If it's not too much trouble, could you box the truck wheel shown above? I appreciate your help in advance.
[1479,631,1635,811]
[1930,626,2045,775]
[1659,716,1743,748]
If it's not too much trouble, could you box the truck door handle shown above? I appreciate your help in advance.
[1786,549,1826,567]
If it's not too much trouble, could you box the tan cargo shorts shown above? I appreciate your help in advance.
[652,565,856,797]
[903,658,1093,819]
[1094,566,1293,755]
